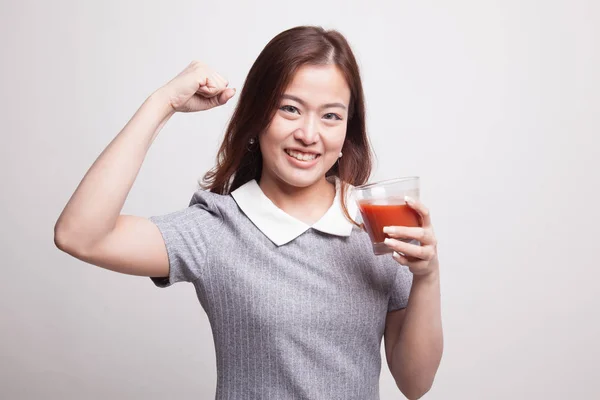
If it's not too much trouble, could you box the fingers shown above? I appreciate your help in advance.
[216,88,236,105]
[383,225,436,246]
[391,251,410,266]
[405,196,431,227]
[383,199,439,273]
[197,87,236,109]
[196,77,220,97]
[195,68,229,97]
[168,60,235,112]
[384,238,436,261]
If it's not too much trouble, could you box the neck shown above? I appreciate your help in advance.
[258,175,336,225]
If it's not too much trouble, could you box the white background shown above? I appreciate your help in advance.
[1,0,599,398]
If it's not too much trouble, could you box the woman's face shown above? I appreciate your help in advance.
[259,64,351,189]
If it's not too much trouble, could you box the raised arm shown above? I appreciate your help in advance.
[54,61,235,277]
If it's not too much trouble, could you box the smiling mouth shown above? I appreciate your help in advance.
[284,149,320,161]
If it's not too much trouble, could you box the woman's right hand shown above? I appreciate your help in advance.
[158,61,236,113]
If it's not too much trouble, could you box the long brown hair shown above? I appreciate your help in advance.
[201,26,372,226]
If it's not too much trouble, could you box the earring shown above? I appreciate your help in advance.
[247,137,258,152]
[338,152,343,158]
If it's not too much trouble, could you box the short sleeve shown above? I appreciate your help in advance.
[148,190,224,288]
[387,263,414,312]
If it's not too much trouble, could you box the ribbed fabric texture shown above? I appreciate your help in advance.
[149,189,412,399]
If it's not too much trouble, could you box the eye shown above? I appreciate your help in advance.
[280,105,300,114]
[323,113,342,121]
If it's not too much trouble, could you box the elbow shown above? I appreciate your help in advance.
[54,225,69,252]
[397,381,433,400]
[395,373,436,400]
[54,226,72,253]
[54,223,104,260]
[53,224,83,255]
[394,338,444,398]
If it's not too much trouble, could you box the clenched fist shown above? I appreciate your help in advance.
[159,61,236,113]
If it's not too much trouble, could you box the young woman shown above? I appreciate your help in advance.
[54,26,443,400]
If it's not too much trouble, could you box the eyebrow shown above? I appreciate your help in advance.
[281,94,347,110]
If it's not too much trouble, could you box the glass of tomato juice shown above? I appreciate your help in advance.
[353,176,421,255]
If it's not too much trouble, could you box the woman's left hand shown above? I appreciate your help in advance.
[383,196,439,277]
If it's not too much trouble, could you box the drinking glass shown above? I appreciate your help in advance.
[353,177,421,255]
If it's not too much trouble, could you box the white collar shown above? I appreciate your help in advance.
[230,176,358,246]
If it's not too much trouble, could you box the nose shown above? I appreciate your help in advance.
[293,114,319,145]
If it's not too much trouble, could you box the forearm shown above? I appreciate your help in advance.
[54,89,175,249]
[393,271,443,399]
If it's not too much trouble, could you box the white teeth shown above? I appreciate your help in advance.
[286,150,318,161]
